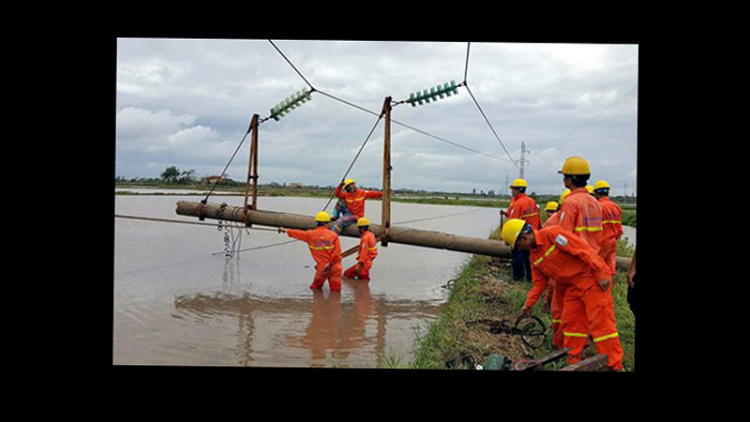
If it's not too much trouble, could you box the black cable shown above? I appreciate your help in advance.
[464,84,519,168]
[268,39,315,90]
[322,113,384,211]
[318,89,510,162]
[464,42,471,83]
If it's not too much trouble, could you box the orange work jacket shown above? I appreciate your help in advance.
[558,188,603,254]
[525,226,612,309]
[287,226,342,267]
[334,186,384,219]
[599,197,624,244]
[544,211,561,228]
[357,230,378,264]
[504,193,542,230]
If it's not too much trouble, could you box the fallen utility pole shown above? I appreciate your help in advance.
[176,201,633,271]
[177,201,511,258]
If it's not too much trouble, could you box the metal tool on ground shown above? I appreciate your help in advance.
[466,315,547,349]
[513,348,571,371]
[559,354,610,372]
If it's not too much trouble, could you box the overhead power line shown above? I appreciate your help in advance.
[556,84,639,143]
[268,40,513,164]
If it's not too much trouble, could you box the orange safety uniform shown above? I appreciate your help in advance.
[504,193,542,230]
[598,196,624,275]
[542,211,563,348]
[525,226,624,370]
[287,226,343,292]
[344,230,378,280]
[334,186,383,219]
[558,187,604,254]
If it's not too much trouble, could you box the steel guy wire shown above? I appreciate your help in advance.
[268,39,316,90]
[555,84,638,144]
[464,83,519,168]
[322,112,384,212]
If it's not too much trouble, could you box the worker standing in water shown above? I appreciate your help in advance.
[330,179,383,235]
[501,218,624,371]
[502,179,541,282]
[280,211,343,292]
[593,180,624,277]
[343,217,378,281]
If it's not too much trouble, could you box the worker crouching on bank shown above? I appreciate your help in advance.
[501,218,624,371]
[343,217,378,281]
[280,211,343,292]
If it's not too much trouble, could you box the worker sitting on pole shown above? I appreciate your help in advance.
[502,179,541,282]
[501,218,624,371]
[343,217,378,281]
[279,211,343,292]
[331,178,383,235]
[593,180,623,278]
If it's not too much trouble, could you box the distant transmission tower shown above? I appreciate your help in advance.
[518,142,530,180]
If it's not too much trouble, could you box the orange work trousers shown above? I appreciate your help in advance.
[550,282,568,350]
[561,278,624,370]
[344,260,372,280]
[311,262,343,292]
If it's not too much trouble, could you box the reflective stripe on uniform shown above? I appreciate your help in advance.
[309,245,335,250]
[533,245,556,266]
[593,332,619,343]
[551,319,563,324]
[521,212,538,218]
[574,226,603,232]
[368,246,378,251]
[564,332,588,338]
[602,220,622,225]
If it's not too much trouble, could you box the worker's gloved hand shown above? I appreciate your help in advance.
[521,304,532,316]
[278,227,287,234]
[323,262,331,274]
[598,278,611,291]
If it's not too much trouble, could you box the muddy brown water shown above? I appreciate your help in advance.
[114,194,505,367]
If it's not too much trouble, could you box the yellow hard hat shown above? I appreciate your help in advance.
[343,178,356,188]
[315,211,331,223]
[509,179,528,189]
[559,189,571,204]
[501,219,528,247]
[357,217,370,227]
[586,185,595,195]
[593,180,610,191]
[545,201,559,212]
[558,156,591,176]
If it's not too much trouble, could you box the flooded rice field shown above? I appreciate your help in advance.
[114,194,502,367]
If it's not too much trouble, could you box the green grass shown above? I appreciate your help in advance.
[408,226,636,371]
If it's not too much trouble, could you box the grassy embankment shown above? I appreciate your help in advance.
[406,226,636,371]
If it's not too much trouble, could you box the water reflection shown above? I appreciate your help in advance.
[172,257,443,367]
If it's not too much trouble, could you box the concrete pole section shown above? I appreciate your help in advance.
[175,201,632,271]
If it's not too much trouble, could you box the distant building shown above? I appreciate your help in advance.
[201,175,230,185]
[288,182,303,188]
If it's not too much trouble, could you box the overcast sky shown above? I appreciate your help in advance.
[115,39,638,196]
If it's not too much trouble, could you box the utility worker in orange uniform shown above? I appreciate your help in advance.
[502,219,624,371]
[502,179,541,282]
[542,197,565,348]
[543,201,560,228]
[343,217,379,281]
[331,179,383,235]
[594,180,623,276]
[280,211,343,292]
[557,157,604,255]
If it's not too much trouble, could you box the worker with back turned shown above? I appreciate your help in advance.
[502,178,541,282]
[593,180,623,276]
[280,211,343,292]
